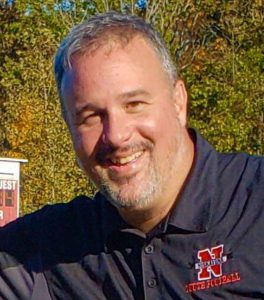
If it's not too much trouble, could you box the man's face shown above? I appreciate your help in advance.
[61,36,189,210]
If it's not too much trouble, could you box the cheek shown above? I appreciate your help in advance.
[72,129,100,161]
[137,108,178,140]
[137,110,181,164]
[135,117,160,143]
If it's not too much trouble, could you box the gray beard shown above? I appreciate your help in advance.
[99,167,160,209]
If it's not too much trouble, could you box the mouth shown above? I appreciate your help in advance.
[108,150,144,166]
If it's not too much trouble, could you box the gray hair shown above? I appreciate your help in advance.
[54,11,177,120]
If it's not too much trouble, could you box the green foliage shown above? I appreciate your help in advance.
[0,0,263,214]
[0,0,96,213]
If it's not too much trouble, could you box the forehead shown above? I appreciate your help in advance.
[60,35,174,115]
[64,35,168,86]
[70,33,161,70]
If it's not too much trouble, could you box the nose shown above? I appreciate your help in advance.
[101,111,132,148]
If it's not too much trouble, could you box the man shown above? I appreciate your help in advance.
[0,12,264,300]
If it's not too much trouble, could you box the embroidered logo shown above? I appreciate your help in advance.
[185,244,241,294]
[195,244,226,280]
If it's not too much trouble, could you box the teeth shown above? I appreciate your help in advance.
[111,151,143,165]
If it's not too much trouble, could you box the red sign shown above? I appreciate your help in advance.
[0,179,18,226]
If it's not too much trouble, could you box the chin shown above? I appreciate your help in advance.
[95,161,162,209]
[100,181,158,210]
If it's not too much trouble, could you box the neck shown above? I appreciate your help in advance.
[118,198,175,233]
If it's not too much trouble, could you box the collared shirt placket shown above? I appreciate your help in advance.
[141,233,163,299]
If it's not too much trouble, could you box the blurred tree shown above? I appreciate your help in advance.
[145,0,263,154]
[0,0,97,213]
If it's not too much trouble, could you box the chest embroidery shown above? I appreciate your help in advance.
[185,244,241,293]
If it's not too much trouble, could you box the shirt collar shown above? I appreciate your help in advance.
[167,129,218,233]
[97,195,146,248]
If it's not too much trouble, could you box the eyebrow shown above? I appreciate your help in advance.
[76,103,98,116]
[118,89,151,100]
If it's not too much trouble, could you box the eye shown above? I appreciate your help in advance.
[76,112,102,127]
[125,101,145,113]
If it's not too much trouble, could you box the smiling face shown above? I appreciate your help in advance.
[61,35,193,211]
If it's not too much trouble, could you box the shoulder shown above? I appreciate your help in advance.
[216,151,264,189]
[192,129,264,227]
[0,195,101,261]
[38,194,98,228]
[210,151,264,229]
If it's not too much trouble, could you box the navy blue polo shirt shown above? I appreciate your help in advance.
[0,130,264,299]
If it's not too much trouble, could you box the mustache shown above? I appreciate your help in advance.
[95,141,154,163]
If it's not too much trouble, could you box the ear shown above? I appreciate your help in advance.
[76,157,85,172]
[172,80,188,127]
